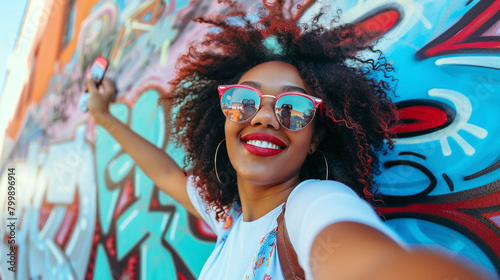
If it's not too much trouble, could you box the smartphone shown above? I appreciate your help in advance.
[79,56,109,112]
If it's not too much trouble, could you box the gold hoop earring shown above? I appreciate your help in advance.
[214,139,225,184]
[314,150,329,180]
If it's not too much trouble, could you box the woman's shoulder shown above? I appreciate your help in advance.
[288,179,359,204]
[285,179,372,225]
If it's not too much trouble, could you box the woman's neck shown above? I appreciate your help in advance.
[236,176,300,222]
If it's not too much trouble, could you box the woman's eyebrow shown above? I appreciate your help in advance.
[240,81,261,88]
[239,81,308,94]
[282,85,307,94]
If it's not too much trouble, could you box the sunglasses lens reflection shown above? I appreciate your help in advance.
[276,95,315,130]
[220,88,259,122]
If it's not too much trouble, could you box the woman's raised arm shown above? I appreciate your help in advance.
[86,77,201,220]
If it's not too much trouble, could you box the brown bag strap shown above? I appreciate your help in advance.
[277,203,306,280]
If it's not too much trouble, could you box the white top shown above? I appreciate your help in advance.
[186,177,405,279]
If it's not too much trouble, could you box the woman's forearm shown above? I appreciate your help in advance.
[364,249,486,280]
[311,222,486,280]
[93,112,197,216]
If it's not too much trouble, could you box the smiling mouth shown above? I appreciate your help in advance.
[244,140,285,150]
[240,133,287,157]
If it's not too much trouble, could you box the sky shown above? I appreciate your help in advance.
[0,0,30,98]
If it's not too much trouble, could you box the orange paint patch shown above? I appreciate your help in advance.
[223,215,233,230]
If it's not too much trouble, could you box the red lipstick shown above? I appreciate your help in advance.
[241,133,287,157]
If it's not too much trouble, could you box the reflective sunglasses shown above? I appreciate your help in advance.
[218,84,323,131]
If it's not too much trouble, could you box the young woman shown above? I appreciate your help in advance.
[86,2,484,279]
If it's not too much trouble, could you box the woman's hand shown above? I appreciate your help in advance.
[86,76,116,125]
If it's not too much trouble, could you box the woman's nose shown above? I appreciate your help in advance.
[250,98,280,129]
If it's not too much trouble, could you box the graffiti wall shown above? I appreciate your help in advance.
[1,0,499,279]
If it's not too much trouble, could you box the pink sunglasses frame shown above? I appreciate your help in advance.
[218,84,323,129]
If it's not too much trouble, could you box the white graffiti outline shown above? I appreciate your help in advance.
[395,89,488,156]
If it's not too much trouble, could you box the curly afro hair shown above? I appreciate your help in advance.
[162,0,398,221]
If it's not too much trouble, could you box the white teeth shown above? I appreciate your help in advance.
[246,140,282,149]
